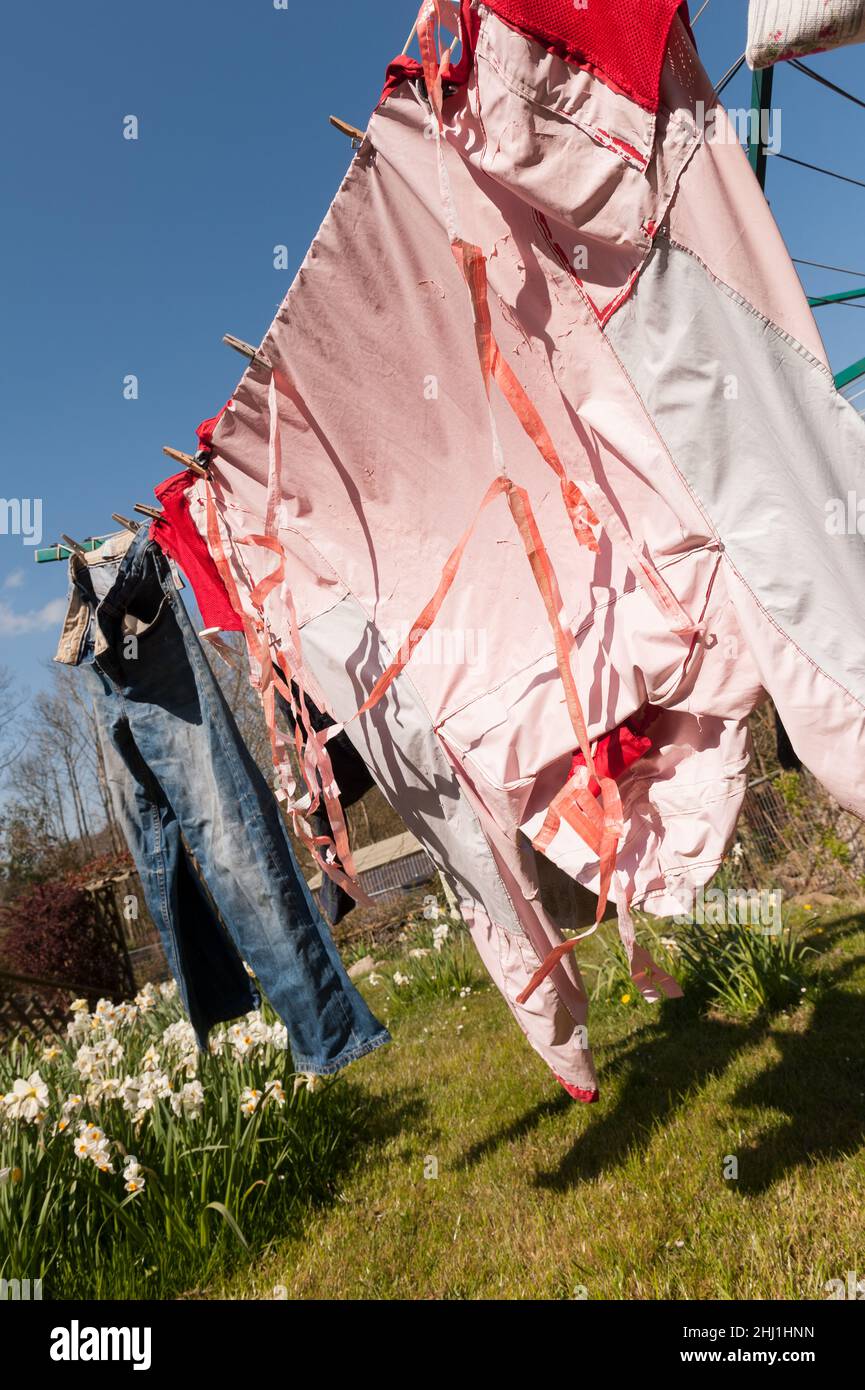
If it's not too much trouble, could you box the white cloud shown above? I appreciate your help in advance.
[2,570,25,590]
[0,597,68,636]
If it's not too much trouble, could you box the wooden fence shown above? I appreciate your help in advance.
[0,969,105,1046]
[0,867,163,1045]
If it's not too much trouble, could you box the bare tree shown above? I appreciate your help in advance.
[0,666,19,773]
[204,635,273,776]
[7,666,107,862]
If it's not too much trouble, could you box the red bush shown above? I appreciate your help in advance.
[0,878,132,998]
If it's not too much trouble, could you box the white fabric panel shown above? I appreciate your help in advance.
[606,235,865,709]
[299,593,523,930]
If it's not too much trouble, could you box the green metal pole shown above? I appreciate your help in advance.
[835,356,865,391]
[748,66,775,190]
[743,66,865,394]
[807,286,865,308]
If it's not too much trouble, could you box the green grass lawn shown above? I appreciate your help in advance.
[210,904,865,1300]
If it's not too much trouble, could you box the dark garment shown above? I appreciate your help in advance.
[275,687,375,926]
[55,528,389,1073]
[775,708,803,773]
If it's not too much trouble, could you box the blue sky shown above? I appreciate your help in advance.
[1,0,864,745]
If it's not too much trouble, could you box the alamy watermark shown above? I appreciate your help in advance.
[685,101,782,155]
[50,1320,151,1370]
[0,1277,43,1300]
[825,492,865,535]
[0,497,43,546]
[381,625,488,669]
[672,885,783,935]
[825,1270,865,1300]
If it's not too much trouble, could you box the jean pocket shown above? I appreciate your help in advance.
[123,592,171,642]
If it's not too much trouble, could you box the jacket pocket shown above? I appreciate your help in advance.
[434,543,722,834]
[464,6,700,323]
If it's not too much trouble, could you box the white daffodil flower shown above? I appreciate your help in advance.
[170,1080,204,1120]
[240,1087,262,1115]
[135,984,158,1013]
[4,1072,49,1123]
[123,1157,145,1193]
[265,1080,286,1107]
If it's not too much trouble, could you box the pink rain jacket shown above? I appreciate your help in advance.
[182,2,865,1099]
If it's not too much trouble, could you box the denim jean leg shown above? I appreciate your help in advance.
[102,536,389,1072]
[86,665,258,1041]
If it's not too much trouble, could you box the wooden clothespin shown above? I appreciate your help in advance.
[111,513,141,533]
[133,504,164,523]
[60,534,87,556]
[329,115,365,146]
[163,446,209,479]
[223,334,270,370]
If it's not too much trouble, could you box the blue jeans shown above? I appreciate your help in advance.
[56,528,389,1074]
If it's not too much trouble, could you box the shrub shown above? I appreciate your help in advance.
[0,878,131,998]
[673,919,813,1021]
[585,914,813,1023]
[0,803,77,903]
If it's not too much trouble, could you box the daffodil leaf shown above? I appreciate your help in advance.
[205,1200,249,1250]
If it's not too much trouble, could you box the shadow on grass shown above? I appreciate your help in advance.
[730,956,865,1194]
[459,1093,575,1168]
[456,948,865,1197]
[533,1008,766,1191]
[318,1078,431,1186]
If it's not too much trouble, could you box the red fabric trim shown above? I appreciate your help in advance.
[478,0,690,114]
[380,0,480,105]
[151,472,243,633]
[196,401,232,454]
[380,4,694,116]
[555,1075,600,1104]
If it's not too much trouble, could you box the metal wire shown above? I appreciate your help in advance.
[794,257,865,280]
[769,150,865,192]
[714,52,746,96]
[791,58,865,113]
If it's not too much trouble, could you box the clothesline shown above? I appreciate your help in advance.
[401,19,417,54]
[791,57,865,112]
[794,257,865,279]
[713,52,746,95]
[768,149,865,191]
